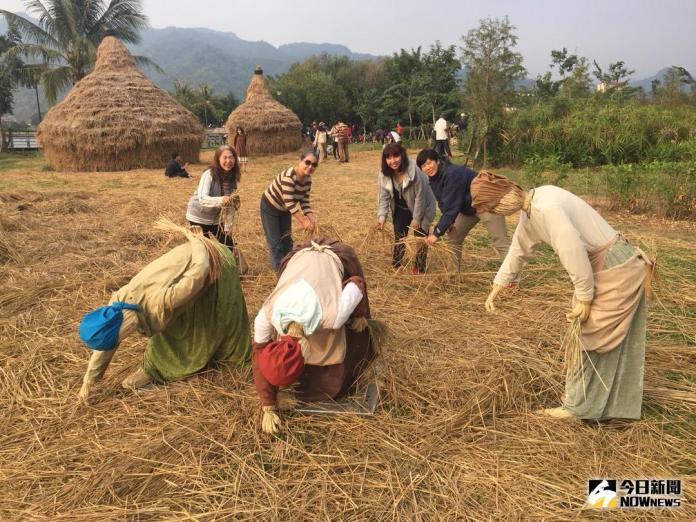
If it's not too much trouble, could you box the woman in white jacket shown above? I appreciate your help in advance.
[377,142,436,274]
[186,145,241,247]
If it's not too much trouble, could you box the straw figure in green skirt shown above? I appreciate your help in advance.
[474,173,653,422]
[77,221,251,400]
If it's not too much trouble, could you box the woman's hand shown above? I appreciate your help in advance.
[261,405,281,434]
[485,284,504,312]
[306,213,317,227]
[425,234,438,246]
[222,195,232,206]
[410,221,421,230]
[301,215,314,231]
[377,216,386,230]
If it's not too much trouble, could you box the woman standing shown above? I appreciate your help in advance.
[233,127,248,173]
[260,150,317,271]
[186,145,241,248]
[377,142,436,274]
[313,123,328,161]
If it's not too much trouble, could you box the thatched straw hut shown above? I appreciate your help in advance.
[225,66,302,155]
[37,37,203,171]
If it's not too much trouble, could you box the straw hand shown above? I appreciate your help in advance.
[485,284,504,312]
[566,300,591,323]
[78,380,93,401]
[377,216,385,230]
[425,234,438,246]
[261,405,282,434]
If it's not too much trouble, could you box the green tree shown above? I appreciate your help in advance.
[593,60,636,98]
[415,42,461,123]
[653,66,694,106]
[1,0,152,104]
[0,33,19,150]
[460,16,526,165]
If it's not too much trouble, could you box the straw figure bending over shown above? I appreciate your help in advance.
[186,145,242,250]
[473,173,653,421]
[78,221,251,400]
[377,142,436,274]
[260,149,317,271]
[416,148,512,273]
[252,238,376,434]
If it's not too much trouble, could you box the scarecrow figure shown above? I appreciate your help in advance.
[78,221,251,400]
[473,173,652,421]
[252,238,376,433]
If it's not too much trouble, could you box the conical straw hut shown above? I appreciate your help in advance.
[225,65,302,155]
[37,37,203,171]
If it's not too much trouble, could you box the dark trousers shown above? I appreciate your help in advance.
[333,140,339,159]
[189,221,234,249]
[392,203,428,272]
[434,139,451,159]
[260,196,292,271]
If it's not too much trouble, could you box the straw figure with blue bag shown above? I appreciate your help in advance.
[78,219,251,400]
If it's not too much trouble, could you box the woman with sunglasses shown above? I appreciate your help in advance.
[260,150,318,270]
[377,142,436,273]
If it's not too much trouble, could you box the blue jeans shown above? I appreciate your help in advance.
[260,196,292,271]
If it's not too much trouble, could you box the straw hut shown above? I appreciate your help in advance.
[225,66,302,155]
[37,37,203,171]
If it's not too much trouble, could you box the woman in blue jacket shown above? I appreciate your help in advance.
[416,149,511,273]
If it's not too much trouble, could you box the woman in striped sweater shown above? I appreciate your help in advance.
[260,150,318,270]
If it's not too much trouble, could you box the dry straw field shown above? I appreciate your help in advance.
[0,147,694,520]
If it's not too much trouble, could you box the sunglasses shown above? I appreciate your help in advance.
[304,159,319,168]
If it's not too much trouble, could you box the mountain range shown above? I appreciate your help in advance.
[0,16,687,124]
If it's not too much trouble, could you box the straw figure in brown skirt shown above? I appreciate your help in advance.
[224,65,302,155]
[77,221,251,400]
[252,238,376,434]
[37,37,203,172]
[473,173,653,422]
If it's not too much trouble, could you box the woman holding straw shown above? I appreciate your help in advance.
[475,173,652,421]
[415,148,511,273]
[78,221,251,400]
[377,142,436,274]
[186,145,241,249]
[251,237,376,434]
[260,149,317,271]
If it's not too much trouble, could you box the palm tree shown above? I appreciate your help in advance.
[194,84,218,127]
[0,0,152,104]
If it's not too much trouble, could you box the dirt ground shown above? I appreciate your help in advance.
[0,147,694,520]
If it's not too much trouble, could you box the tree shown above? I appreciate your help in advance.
[460,16,526,165]
[593,60,636,98]
[1,0,152,104]
[652,66,694,106]
[534,48,591,100]
[415,42,461,123]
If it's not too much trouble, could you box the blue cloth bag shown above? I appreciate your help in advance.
[79,301,140,350]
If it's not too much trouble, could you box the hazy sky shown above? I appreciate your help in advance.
[5,0,696,78]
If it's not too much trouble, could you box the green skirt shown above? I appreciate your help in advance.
[143,249,251,383]
[564,240,646,420]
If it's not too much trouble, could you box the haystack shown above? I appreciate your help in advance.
[225,66,302,155]
[37,37,203,171]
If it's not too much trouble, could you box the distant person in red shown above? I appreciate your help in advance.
[396,121,403,136]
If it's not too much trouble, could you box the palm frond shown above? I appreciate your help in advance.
[133,54,163,75]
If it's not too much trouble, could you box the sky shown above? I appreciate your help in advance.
[4,0,696,78]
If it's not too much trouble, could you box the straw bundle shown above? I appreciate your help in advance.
[224,66,302,155]
[37,37,203,171]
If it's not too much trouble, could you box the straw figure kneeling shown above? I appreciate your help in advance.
[78,220,251,400]
[252,238,378,434]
